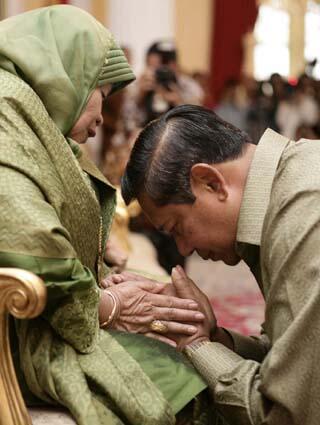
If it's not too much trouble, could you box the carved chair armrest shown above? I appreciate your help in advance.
[0,268,46,425]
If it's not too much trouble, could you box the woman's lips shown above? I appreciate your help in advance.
[88,128,96,137]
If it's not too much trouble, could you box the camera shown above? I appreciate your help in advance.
[155,66,177,91]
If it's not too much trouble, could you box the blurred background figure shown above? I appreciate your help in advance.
[276,75,319,139]
[131,40,204,126]
[214,79,248,131]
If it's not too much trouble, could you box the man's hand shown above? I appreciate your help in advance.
[171,266,234,351]
[136,70,156,104]
[157,83,182,106]
[170,266,214,349]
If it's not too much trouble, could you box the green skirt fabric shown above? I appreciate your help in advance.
[15,328,207,418]
[14,323,208,424]
[6,253,208,424]
[109,331,207,415]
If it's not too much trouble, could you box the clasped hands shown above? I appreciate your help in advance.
[99,266,225,350]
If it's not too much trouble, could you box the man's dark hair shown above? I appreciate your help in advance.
[122,104,253,206]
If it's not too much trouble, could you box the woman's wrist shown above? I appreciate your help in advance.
[99,289,120,328]
[99,290,113,324]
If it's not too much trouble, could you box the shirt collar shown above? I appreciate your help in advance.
[236,128,291,247]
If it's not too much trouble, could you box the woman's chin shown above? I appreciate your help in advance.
[68,130,89,144]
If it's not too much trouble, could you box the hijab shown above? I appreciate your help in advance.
[0,5,135,135]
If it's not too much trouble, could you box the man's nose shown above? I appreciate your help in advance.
[175,238,193,257]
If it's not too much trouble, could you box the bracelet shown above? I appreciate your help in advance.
[100,290,119,329]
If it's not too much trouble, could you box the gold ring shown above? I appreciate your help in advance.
[150,320,168,334]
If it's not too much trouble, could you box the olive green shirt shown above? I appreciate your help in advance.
[186,129,320,424]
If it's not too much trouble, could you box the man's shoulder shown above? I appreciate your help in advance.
[260,139,320,263]
[282,138,320,161]
[264,138,320,232]
[273,139,320,194]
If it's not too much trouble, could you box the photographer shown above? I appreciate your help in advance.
[133,40,204,126]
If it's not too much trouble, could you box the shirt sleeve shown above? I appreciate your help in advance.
[186,180,320,424]
[226,328,270,362]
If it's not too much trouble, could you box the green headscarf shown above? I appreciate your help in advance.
[0,4,135,135]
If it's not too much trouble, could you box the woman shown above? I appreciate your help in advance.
[0,5,209,425]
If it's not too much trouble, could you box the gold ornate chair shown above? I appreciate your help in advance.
[0,268,46,425]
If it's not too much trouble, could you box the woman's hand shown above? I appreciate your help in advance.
[102,270,178,297]
[104,238,128,272]
[101,270,155,287]
[100,274,205,346]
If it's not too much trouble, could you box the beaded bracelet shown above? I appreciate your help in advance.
[100,290,119,329]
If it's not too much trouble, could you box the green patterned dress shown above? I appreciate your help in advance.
[0,6,208,424]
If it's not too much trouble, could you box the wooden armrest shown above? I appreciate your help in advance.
[0,268,46,425]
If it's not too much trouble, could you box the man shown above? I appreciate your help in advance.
[121,104,320,424]
[128,41,204,274]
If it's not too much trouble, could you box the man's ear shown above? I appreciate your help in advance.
[190,163,228,201]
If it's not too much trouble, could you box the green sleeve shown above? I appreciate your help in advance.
[0,251,100,353]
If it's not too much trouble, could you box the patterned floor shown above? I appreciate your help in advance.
[187,253,265,336]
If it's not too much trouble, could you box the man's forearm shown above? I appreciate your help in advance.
[185,341,262,425]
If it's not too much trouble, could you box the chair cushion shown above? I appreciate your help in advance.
[28,407,76,424]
